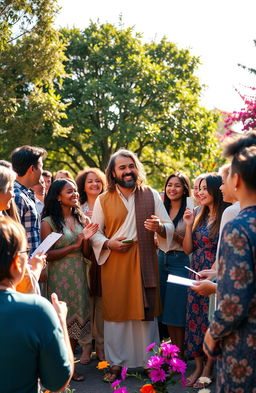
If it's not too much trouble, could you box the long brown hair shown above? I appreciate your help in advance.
[106,149,146,192]
[163,172,191,228]
[193,173,229,238]
[0,166,20,223]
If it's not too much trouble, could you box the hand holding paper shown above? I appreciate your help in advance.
[31,232,62,257]
[167,274,197,287]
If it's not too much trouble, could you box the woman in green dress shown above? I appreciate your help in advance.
[41,179,98,381]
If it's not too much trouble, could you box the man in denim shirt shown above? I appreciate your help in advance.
[11,145,47,256]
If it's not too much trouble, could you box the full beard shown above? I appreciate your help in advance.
[114,173,137,188]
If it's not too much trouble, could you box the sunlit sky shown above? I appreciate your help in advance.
[55,0,256,112]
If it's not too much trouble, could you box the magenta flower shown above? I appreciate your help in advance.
[169,358,186,374]
[149,368,167,383]
[115,387,128,393]
[121,366,128,380]
[160,343,179,358]
[146,342,157,352]
[111,379,121,389]
[147,355,165,369]
[181,374,187,387]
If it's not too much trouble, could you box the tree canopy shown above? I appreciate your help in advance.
[45,22,220,184]
[0,13,221,187]
[0,0,67,156]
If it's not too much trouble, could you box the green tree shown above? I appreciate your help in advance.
[47,22,219,181]
[0,0,67,156]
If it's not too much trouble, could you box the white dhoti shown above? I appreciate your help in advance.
[104,318,160,367]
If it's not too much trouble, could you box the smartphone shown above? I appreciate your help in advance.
[186,196,194,211]
[121,239,133,243]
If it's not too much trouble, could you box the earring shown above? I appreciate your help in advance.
[234,187,237,192]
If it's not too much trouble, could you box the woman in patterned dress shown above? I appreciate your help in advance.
[41,179,98,381]
[183,173,228,387]
[75,168,106,364]
[204,134,256,393]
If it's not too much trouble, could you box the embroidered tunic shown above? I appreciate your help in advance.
[210,206,256,393]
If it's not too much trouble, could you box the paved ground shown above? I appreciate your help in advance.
[69,353,216,393]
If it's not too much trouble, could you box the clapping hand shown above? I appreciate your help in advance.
[81,222,99,239]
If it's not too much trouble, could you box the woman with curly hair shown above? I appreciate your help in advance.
[41,179,98,381]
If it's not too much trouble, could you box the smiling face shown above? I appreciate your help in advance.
[193,177,202,205]
[84,172,103,198]
[112,155,138,189]
[219,170,234,203]
[198,179,214,207]
[57,182,79,207]
[0,181,14,211]
[165,176,184,202]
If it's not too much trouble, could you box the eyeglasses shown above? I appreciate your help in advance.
[18,249,30,255]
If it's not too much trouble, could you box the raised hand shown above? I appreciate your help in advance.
[183,207,195,227]
[81,222,99,239]
[51,292,68,322]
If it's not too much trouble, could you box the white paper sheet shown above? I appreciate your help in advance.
[31,232,62,257]
[167,274,197,287]
[186,196,194,211]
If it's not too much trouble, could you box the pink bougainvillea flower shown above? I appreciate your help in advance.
[121,366,128,381]
[169,358,187,374]
[149,368,167,383]
[147,355,165,369]
[146,342,157,352]
[160,343,180,357]
[111,379,121,389]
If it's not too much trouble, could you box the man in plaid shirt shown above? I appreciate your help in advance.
[11,146,47,256]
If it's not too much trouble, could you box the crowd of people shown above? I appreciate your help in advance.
[0,132,255,393]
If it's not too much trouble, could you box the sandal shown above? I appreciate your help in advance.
[193,376,213,389]
[103,366,122,383]
[72,371,85,382]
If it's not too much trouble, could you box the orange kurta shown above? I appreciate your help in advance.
[98,191,161,322]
